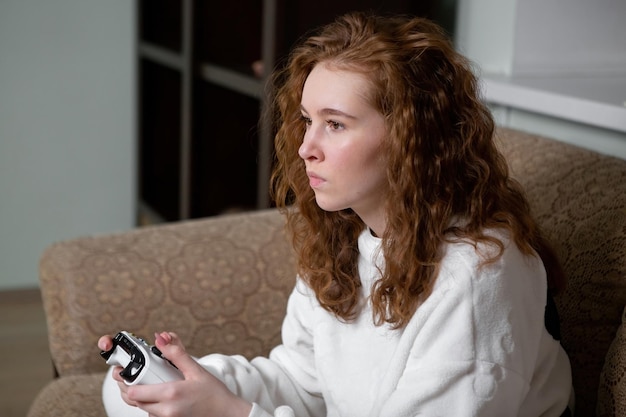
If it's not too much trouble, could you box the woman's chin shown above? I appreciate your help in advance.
[314,197,345,213]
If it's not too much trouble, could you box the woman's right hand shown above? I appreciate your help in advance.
[98,332,252,416]
[98,334,114,353]
[98,335,139,407]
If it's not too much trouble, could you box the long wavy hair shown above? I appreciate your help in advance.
[269,12,565,328]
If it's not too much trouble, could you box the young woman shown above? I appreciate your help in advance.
[100,12,573,417]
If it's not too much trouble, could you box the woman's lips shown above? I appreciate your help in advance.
[307,172,325,188]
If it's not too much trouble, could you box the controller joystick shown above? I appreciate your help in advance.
[100,331,184,385]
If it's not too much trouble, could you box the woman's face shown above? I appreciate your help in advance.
[299,63,388,235]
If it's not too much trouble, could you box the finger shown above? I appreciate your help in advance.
[125,382,167,405]
[154,332,205,378]
[121,388,139,408]
[98,335,114,351]
[110,366,125,383]
[109,369,136,407]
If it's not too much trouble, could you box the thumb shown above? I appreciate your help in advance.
[154,332,204,379]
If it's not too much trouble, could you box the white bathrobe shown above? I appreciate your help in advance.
[103,228,573,417]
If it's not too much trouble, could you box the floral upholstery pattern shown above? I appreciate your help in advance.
[26,374,107,417]
[598,306,626,417]
[34,209,295,378]
[28,127,626,417]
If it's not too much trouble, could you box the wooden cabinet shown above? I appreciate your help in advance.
[137,0,457,222]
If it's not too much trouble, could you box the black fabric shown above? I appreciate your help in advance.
[545,289,562,341]
[547,294,572,417]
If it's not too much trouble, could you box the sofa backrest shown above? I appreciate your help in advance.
[39,208,296,377]
[497,127,626,416]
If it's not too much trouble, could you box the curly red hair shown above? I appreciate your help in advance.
[269,12,564,328]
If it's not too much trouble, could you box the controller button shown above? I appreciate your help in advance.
[151,346,164,358]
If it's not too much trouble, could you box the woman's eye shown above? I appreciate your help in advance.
[326,120,344,130]
[300,115,312,126]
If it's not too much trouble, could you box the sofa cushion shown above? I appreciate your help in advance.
[27,373,107,417]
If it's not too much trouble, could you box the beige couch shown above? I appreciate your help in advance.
[28,128,626,417]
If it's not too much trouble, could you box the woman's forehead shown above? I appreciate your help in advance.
[302,64,375,110]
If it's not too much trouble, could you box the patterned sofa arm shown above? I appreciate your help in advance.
[39,208,296,377]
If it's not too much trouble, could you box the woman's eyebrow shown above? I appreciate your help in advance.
[319,108,357,119]
[300,104,356,119]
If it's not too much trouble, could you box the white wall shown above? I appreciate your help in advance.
[454,0,518,75]
[455,0,626,158]
[0,1,136,290]
[455,0,626,76]
[513,0,626,76]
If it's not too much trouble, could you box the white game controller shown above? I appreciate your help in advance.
[100,331,184,385]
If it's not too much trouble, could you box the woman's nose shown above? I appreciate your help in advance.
[298,128,322,161]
